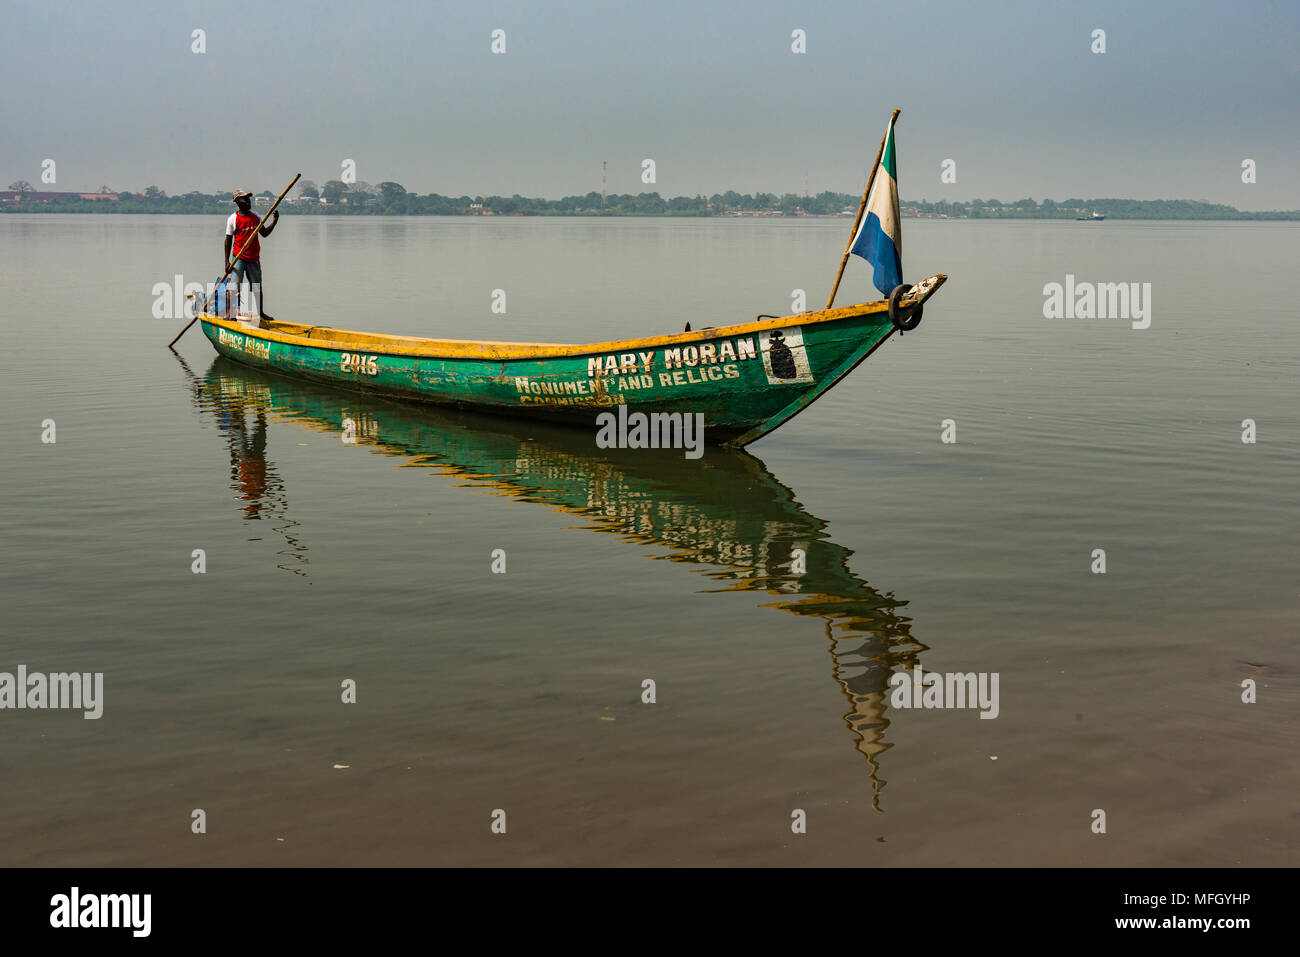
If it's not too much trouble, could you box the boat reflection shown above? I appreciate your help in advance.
[185,356,929,809]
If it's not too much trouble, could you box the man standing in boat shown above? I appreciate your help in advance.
[225,189,280,325]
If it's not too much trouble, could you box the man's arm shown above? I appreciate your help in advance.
[259,210,280,238]
[224,234,233,270]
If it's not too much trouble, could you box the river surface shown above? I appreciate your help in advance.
[1,214,1296,865]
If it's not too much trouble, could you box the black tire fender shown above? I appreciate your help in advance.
[888,283,923,331]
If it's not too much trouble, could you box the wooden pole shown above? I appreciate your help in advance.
[825,109,899,310]
[168,172,301,348]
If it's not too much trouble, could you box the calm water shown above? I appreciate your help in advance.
[1,214,1296,865]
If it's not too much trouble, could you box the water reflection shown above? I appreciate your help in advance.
[176,354,309,576]
[183,356,928,808]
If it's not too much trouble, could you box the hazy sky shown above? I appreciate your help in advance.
[3,0,1297,208]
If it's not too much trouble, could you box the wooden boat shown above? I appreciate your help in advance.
[190,110,944,445]
[197,273,945,446]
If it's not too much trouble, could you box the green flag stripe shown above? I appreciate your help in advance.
[881,121,896,180]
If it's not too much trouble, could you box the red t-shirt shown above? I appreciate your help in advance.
[226,211,262,262]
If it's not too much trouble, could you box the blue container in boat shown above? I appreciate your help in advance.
[212,277,238,317]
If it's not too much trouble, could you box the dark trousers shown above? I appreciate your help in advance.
[231,258,264,316]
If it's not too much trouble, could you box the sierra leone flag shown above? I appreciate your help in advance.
[849,116,902,297]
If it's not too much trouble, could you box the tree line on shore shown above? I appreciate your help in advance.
[4,178,1296,219]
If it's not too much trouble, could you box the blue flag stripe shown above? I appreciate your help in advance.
[850,211,902,298]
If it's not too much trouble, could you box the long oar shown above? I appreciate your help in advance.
[168,172,301,349]
[825,109,899,310]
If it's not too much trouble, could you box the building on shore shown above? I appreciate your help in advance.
[1,187,120,204]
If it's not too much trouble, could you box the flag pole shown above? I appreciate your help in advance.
[825,108,899,310]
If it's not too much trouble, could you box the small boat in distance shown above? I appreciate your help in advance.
[1075,211,1106,221]
[190,110,947,446]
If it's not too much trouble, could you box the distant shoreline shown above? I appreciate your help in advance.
[3,189,1297,221]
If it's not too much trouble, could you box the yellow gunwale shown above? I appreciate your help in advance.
[200,273,945,362]
[202,300,887,362]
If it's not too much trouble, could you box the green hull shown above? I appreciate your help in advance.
[197,274,944,446]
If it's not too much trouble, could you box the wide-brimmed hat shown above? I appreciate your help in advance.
[232,189,252,201]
